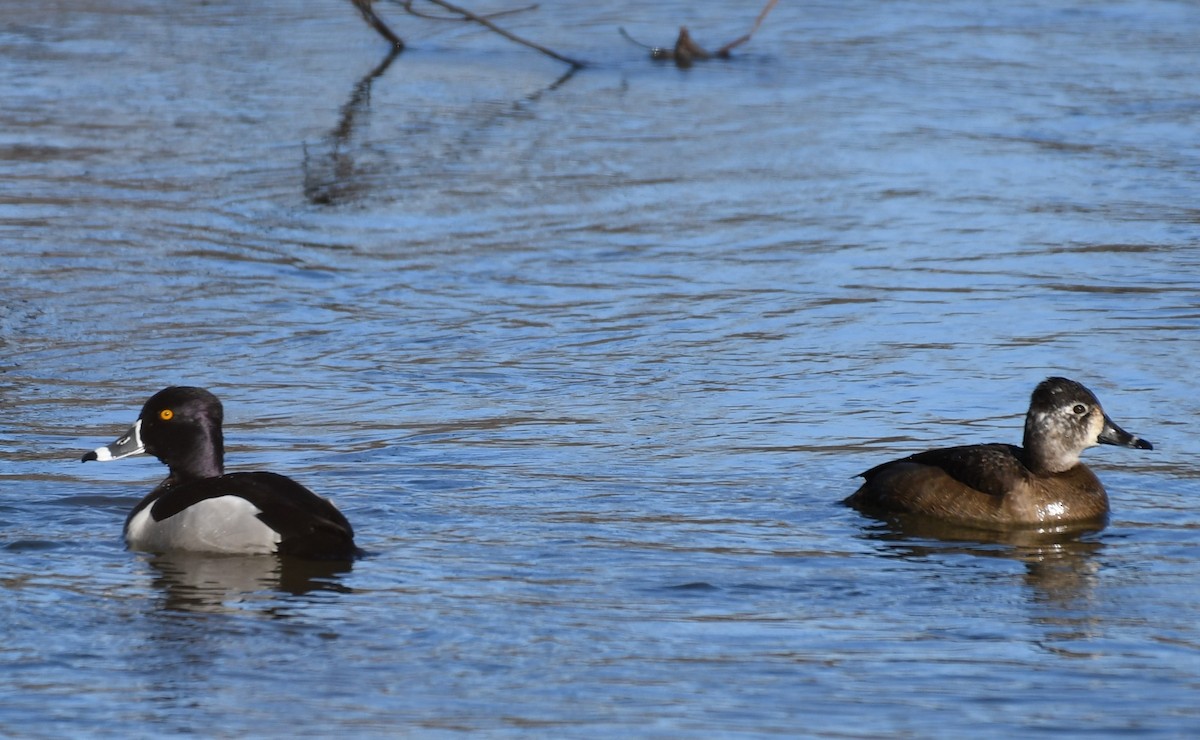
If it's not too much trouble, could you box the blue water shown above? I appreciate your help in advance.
[2,0,1199,735]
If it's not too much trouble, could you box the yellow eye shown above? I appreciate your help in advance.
[159,408,174,421]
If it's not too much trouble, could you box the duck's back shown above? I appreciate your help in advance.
[126,472,357,559]
[868,444,1029,497]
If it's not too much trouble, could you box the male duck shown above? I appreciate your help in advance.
[844,377,1152,529]
[83,386,358,559]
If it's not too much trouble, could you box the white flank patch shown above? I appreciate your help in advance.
[126,495,282,555]
[1042,502,1067,519]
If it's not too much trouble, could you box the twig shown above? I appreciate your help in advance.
[394,0,539,22]
[621,25,709,67]
[404,0,587,69]
[672,27,709,68]
[618,27,672,60]
[716,0,779,56]
[620,0,779,66]
[349,0,405,49]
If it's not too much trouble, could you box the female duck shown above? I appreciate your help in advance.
[83,387,358,559]
[845,377,1153,529]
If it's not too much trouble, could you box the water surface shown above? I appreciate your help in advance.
[2,0,1199,736]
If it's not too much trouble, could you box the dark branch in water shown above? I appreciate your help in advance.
[349,0,775,70]
[621,0,779,68]
[715,0,779,56]
[304,49,578,207]
[617,27,672,60]
[304,48,403,206]
[390,0,587,69]
[349,0,405,49]
[395,0,539,22]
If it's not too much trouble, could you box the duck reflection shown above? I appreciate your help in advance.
[145,551,353,614]
[854,512,1104,613]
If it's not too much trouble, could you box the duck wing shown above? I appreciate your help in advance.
[861,443,1030,499]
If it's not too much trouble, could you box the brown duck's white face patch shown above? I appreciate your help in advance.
[1026,400,1104,472]
[1085,405,1107,446]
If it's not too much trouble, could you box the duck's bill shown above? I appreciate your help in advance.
[1098,415,1153,450]
[81,419,145,462]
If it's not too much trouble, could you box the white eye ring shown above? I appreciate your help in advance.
[1072,404,1087,415]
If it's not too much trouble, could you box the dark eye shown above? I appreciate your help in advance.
[1072,404,1087,415]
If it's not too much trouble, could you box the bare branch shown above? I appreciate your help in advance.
[349,0,405,49]
[394,0,539,22]
[622,0,779,66]
[672,27,709,68]
[618,27,673,60]
[401,0,587,68]
[395,0,449,21]
[716,0,779,56]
